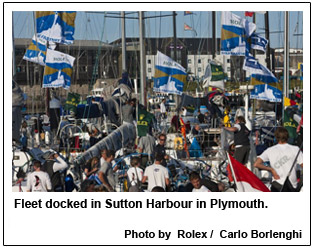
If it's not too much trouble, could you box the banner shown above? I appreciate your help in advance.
[153,51,186,95]
[203,61,225,90]
[250,84,282,102]
[243,54,278,87]
[250,33,268,53]
[43,49,75,89]
[23,35,47,66]
[36,11,76,45]
[221,11,256,55]
[64,92,80,114]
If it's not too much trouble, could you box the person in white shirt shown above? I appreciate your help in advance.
[142,153,170,192]
[26,160,52,192]
[127,157,143,191]
[190,171,211,192]
[160,99,166,119]
[254,127,303,192]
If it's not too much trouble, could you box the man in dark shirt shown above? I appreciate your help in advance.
[198,112,205,123]
[224,116,250,165]
[154,134,169,167]
[191,124,201,136]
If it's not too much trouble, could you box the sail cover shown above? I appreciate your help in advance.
[76,123,136,165]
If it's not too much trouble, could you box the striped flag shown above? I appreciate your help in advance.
[284,97,298,107]
[23,35,47,66]
[43,49,75,89]
[153,51,186,95]
[243,54,279,88]
[227,154,270,192]
[250,33,268,53]
[36,11,76,45]
[221,11,256,55]
[250,84,282,103]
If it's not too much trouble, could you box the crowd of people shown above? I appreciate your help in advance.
[20,95,303,193]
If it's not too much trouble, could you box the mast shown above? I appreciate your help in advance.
[172,11,179,110]
[252,14,256,58]
[121,11,127,71]
[251,13,256,119]
[173,11,177,61]
[282,11,290,122]
[12,12,16,76]
[264,12,271,70]
[212,11,216,59]
[139,11,146,106]
[283,11,289,99]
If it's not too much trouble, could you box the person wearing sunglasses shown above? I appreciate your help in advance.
[154,133,169,167]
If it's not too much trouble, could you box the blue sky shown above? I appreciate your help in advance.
[13,11,303,49]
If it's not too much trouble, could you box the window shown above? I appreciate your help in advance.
[188,59,192,64]
[198,67,202,72]
[147,59,151,64]
[198,59,201,64]
[227,67,231,72]
[148,68,152,73]
[227,59,230,63]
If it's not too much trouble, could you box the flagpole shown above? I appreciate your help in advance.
[212,11,216,59]
[139,11,146,106]
[226,152,238,192]
[282,11,290,123]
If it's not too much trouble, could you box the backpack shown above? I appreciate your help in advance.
[128,167,142,192]
[41,160,63,192]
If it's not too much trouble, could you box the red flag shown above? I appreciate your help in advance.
[245,11,254,17]
[227,154,270,192]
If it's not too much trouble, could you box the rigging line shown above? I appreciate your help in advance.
[17,13,30,38]
[295,11,300,49]
[158,11,162,51]
[278,12,282,48]
[197,13,205,56]
[90,12,107,89]
[108,41,117,79]
[14,11,22,36]
[14,11,21,27]
[133,12,140,78]
[147,13,152,55]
